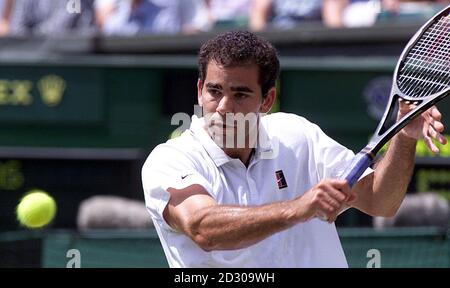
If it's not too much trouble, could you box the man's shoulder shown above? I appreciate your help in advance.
[144,130,204,167]
[261,112,319,137]
[262,112,309,123]
[150,130,201,157]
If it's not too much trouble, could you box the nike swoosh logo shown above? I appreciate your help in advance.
[181,174,192,180]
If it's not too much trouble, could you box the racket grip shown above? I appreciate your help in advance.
[340,152,373,188]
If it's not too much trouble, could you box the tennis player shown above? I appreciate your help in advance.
[142,30,446,267]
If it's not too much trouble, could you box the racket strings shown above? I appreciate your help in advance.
[398,12,450,98]
[402,15,450,96]
[401,19,450,97]
[408,38,450,76]
[407,26,450,88]
[401,15,450,97]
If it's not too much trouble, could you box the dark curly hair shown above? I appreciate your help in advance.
[198,30,280,98]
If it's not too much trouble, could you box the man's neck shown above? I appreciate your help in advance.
[223,147,255,167]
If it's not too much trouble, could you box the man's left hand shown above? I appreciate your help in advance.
[398,101,447,153]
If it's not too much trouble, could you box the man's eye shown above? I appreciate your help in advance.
[208,89,221,97]
[235,93,248,99]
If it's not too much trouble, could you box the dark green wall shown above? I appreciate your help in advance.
[1,56,450,230]
[0,66,171,149]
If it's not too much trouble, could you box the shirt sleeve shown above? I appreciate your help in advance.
[178,0,212,32]
[307,121,373,182]
[8,0,30,36]
[94,0,117,10]
[141,144,213,231]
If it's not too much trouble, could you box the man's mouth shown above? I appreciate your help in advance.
[211,124,236,136]
[209,119,236,130]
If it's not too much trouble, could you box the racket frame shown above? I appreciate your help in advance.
[342,5,450,187]
[365,5,450,157]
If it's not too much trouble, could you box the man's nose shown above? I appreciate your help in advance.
[216,95,234,115]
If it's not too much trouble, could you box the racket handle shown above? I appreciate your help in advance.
[316,152,373,222]
[340,151,373,188]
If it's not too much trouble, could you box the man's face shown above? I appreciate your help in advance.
[197,61,274,149]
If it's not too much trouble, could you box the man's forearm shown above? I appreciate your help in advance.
[186,199,303,251]
[372,133,417,216]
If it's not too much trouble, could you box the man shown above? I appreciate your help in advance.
[142,31,446,267]
[95,0,210,35]
[8,0,95,36]
[0,0,13,36]
[250,0,325,31]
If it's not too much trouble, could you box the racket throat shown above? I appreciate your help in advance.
[370,94,402,154]
[361,146,377,160]
[376,94,400,136]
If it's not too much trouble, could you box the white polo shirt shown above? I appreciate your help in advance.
[142,112,372,268]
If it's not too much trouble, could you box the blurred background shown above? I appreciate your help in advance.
[0,0,450,268]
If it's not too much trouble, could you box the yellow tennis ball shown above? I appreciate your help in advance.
[16,190,57,229]
[169,129,183,139]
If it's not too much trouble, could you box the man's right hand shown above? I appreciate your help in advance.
[296,179,356,223]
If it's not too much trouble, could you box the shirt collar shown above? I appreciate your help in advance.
[189,115,232,167]
[253,116,274,161]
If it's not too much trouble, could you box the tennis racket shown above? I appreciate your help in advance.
[340,5,450,189]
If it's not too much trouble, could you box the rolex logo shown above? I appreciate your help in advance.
[38,75,66,107]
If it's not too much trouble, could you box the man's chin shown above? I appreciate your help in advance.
[206,123,258,149]
[207,125,235,136]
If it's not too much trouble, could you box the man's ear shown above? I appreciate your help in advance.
[260,87,277,113]
[197,79,203,106]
